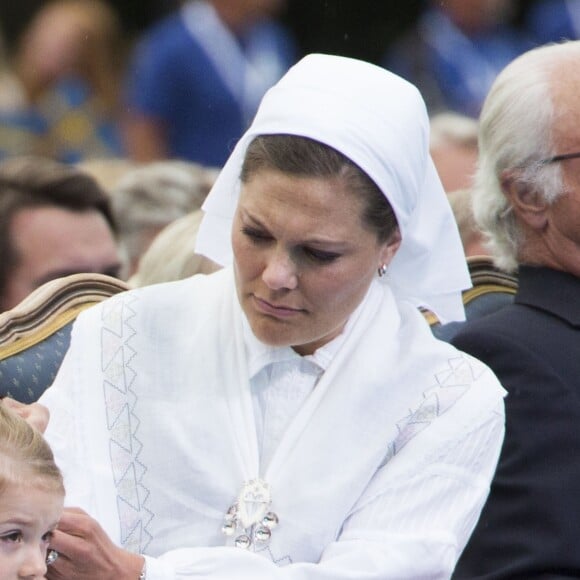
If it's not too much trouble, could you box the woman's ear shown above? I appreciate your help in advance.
[380,228,402,265]
[500,169,548,230]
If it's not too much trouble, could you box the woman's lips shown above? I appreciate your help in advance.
[252,295,304,318]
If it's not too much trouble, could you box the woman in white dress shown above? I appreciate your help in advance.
[38,54,505,579]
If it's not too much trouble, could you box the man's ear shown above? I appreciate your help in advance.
[500,169,548,230]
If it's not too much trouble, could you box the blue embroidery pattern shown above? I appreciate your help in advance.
[383,354,486,464]
[101,293,154,553]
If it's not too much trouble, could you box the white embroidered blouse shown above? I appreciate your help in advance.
[41,267,505,579]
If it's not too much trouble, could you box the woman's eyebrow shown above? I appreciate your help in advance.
[240,211,264,226]
[242,210,350,247]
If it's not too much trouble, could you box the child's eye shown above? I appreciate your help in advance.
[41,531,54,543]
[0,531,22,543]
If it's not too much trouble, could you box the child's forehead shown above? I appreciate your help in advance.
[0,482,64,523]
[0,452,63,484]
[0,470,64,499]
[1,478,63,499]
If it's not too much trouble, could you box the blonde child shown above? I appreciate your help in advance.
[0,402,64,579]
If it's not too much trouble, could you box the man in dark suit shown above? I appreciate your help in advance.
[451,40,580,578]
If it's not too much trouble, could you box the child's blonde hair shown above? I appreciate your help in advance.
[0,403,64,495]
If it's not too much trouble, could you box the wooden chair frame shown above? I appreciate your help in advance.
[0,273,131,357]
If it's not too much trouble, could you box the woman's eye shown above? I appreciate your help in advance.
[0,531,22,543]
[304,247,340,263]
[242,226,272,243]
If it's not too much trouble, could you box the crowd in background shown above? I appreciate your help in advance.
[0,0,578,308]
[0,0,577,169]
[0,0,577,287]
[2,1,580,579]
[0,1,573,68]
[0,0,577,158]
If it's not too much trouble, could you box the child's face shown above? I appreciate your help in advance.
[0,482,64,580]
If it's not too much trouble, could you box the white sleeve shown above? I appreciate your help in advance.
[41,346,97,512]
[41,306,504,579]
[143,401,504,580]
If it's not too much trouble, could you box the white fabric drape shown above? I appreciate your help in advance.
[40,53,505,580]
[196,54,471,323]
[42,267,505,579]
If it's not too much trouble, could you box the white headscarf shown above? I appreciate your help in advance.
[196,53,471,322]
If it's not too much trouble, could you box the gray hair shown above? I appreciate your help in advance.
[473,41,580,271]
[110,160,218,274]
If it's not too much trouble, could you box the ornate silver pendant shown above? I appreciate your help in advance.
[221,478,279,549]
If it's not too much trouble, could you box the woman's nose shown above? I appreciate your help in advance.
[262,249,298,290]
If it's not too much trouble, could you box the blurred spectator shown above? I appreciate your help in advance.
[0,27,21,114]
[0,0,125,163]
[123,0,297,166]
[0,156,122,311]
[77,157,140,192]
[384,0,532,117]
[430,111,479,192]
[525,0,580,44]
[447,188,489,257]
[130,209,221,287]
[110,160,218,278]
[0,26,7,72]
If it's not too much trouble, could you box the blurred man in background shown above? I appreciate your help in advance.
[0,156,122,310]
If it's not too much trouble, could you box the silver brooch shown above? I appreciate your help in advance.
[221,478,279,549]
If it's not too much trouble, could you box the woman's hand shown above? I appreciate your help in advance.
[46,507,145,580]
[1,397,50,432]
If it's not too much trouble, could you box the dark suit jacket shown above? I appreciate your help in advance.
[451,266,580,579]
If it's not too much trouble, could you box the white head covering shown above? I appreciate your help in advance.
[196,54,471,322]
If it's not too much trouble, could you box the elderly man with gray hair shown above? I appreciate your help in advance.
[451,40,580,578]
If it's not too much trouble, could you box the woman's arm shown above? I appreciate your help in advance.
[44,395,503,580]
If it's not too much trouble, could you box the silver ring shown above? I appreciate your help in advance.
[46,549,59,566]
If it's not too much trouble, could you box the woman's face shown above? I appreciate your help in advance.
[0,482,63,579]
[232,168,400,355]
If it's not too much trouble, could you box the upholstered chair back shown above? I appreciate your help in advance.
[0,273,130,402]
